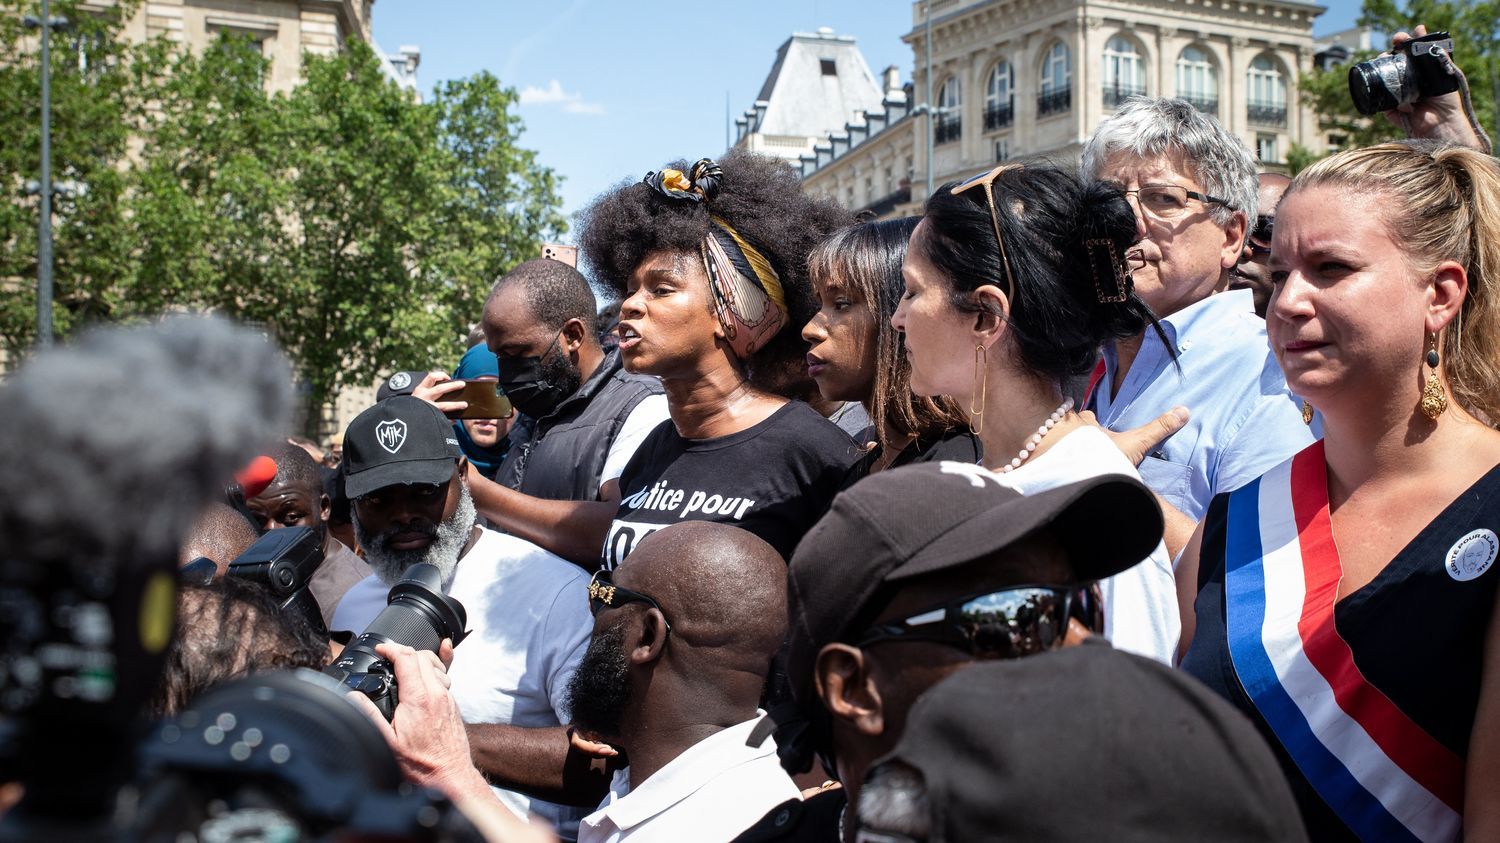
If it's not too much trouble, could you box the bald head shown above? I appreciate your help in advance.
[488,258,598,333]
[1258,172,1290,214]
[179,502,260,575]
[621,522,787,667]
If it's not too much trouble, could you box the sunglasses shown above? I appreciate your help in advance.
[950,164,1021,308]
[1248,214,1274,254]
[855,584,1103,660]
[588,569,673,636]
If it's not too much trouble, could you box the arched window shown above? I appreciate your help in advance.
[1102,36,1144,106]
[985,60,1014,130]
[1175,46,1218,114]
[1038,41,1071,116]
[1247,54,1287,127]
[936,75,962,144]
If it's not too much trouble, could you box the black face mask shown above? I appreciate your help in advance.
[495,332,582,419]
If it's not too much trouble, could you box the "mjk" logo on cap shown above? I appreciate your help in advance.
[375,419,407,454]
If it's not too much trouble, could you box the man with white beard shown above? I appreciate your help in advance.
[332,396,595,838]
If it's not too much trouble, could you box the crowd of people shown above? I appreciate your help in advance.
[3,28,1499,843]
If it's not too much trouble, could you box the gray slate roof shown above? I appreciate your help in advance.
[752,28,887,138]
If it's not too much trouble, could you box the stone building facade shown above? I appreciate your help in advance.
[795,0,1326,217]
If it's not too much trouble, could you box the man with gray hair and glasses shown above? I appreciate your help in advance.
[1080,97,1314,564]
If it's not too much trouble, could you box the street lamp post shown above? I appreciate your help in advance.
[24,0,69,349]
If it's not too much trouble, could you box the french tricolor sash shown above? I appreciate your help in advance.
[1224,441,1464,842]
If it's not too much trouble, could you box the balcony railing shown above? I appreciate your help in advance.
[1037,87,1071,117]
[1102,83,1146,108]
[983,98,1014,131]
[1181,93,1219,116]
[1248,102,1288,127]
[934,113,962,145]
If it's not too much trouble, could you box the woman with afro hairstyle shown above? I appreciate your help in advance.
[579,149,861,569]
[890,162,1179,663]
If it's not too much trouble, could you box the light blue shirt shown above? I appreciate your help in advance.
[1090,289,1317,523]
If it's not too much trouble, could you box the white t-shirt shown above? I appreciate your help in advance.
[330,528,593,829]
[600,394,671,487]
[578,713,801,843]
[1004,426,1181,663]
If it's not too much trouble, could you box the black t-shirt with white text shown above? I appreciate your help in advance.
[602,402,861,568]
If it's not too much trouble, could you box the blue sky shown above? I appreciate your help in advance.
[372,0,1365,230]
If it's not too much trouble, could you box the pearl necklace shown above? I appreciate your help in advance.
[1000,397,1074,473]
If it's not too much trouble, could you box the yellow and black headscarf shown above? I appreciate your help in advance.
[643,158,788,360]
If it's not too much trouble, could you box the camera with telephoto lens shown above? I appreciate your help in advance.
[1348,31,1461,115]
[223,524,327,636]
[323,563,468,720]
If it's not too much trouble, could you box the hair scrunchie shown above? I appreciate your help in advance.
[640,157,788,360]
[643,158,723,203]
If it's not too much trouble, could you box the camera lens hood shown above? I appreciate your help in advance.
[385,562,469,648]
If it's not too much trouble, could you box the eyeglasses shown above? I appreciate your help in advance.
[855,584,1103,660]
[588,569,673,636]
[1248,214,1274,254]
[950,164,1021,308]
[1120,184,1235,223]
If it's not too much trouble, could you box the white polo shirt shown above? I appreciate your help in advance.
[578,713,801,843]
[331,528,593,832]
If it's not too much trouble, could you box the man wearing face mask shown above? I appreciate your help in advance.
[466,258,668,569]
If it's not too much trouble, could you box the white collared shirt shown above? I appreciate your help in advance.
[579,713,801,843]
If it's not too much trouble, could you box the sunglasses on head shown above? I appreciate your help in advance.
[1248,214,1274,254]
[588,569,673,637]
[856,584,1103,660]
[950,164,1022,307]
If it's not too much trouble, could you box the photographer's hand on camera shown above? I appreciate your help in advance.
[349,641,481,798]
[1385,25,1493,154]
[350,642,557,843]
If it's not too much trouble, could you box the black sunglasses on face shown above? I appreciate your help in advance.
[856,584,1103,660]
[1248,214,1274,254]
[588,569,673,636]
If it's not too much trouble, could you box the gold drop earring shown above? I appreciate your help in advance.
[971,344,988,435]
[1420,332,1448,421]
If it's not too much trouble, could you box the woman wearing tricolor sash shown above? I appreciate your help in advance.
[1178,142,1500,841]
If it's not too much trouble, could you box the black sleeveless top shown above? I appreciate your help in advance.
[1181,462,1500,841]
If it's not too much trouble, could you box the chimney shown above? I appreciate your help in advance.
[882,65,901,95]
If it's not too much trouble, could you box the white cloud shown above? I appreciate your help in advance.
[519,80,605,115]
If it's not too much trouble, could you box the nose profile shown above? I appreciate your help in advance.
[802,312,827,343]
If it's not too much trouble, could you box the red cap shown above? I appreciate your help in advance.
[235,455,279,499]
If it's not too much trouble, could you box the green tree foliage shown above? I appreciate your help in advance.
[1299,0,1499,154]
[0,0,149,353]
[3,13,565,420]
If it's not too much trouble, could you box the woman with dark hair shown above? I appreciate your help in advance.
[579,151,860,569]
[891,163,1178,662]
[802,217,978,476]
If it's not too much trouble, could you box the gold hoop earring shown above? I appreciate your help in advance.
[1420,332,1448,421]
[971,344,988,435]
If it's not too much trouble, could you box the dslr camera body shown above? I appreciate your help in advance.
[1349,31,1461,115]
[324,562,468,719]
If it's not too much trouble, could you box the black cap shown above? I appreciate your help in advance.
[869,642,1309,842]
[375,371,426,402]
[784,461,1163,709]
[342,396,461,499]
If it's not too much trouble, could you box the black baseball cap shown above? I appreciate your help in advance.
[375,371,426,402]
[342,396,461,499]
[784,461,1163,711]
[868,642,1309,842]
